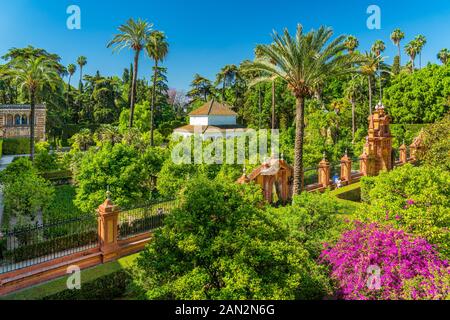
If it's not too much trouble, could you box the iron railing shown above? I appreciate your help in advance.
[118,199,177,240]
[0,214,98,274]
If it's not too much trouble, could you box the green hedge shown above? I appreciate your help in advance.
[43,270,131,300]
[40,170,72,185]
[0,139,3,158]
[1,230,98,264]
[2,138,31,155]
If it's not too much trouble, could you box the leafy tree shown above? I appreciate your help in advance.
[357,164,450,258]
[187,74,215,107]
[133,176,333,300]
[74,143,164,212]
[416,113,450,170]
[0,158,54,225]
[384,63,450,123]
[107,18,153,128]
[242,25,359,194]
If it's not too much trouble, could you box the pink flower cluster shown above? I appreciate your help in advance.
[321,222,450,300]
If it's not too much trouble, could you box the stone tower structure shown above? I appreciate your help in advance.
[360,102,393,176]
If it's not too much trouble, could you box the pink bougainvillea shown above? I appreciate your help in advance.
[321,222,450,300]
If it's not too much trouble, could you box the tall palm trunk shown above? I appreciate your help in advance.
[150,61,157,146]
[397,44,401,66]
[222,79,226,101]
[293,96,305,195]
[129,50,140,128]
[351,98,356,143]
[271,80,275,130]
[368,76,373,114]
[258,86,262,129]
[29,90,36,161]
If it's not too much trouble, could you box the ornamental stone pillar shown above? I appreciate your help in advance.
[340,151,352,184]
[97,196,120,263]
[399,143,407,164]
[318,154,331,188]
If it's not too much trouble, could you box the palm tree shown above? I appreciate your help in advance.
[371,41,387,101]
[71,128,93,151]
[67,63,76,88]
[415,35,427,69]
[76,56,87,90]
[95,125,122,146]
[359,51,386,114]
[390,29,405,65]
[405,40,418,72]
[371,40,386,57]
[344,77,364,142]
[344,35,359,54]
[146,30,169,146]
[437,48,450,65]
[107,18,153,128]
[1,56,61,160]
[243,24,359,195]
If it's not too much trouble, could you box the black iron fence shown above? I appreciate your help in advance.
[118,199,178,240]
[0,214,98,274]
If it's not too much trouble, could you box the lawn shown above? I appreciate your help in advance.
[43,185,83,223]
[330,182,362,216]
[2,253,138,300]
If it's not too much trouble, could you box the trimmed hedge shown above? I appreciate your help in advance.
[2,138,31,155]
[43,270,131,300]
[40,170,73,185]
[1,230,98,264]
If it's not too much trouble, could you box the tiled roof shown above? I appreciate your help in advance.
[0,104,46,110]
[174,124,247,134]
[189,100,237,116]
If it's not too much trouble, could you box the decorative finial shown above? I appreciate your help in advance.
[323,152,326,160]
[106,185,111,200]
[345,149,348,156]
[243,164,247,175]
[281,153,284,160]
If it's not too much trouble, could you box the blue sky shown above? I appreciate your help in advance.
[1,0,450,90]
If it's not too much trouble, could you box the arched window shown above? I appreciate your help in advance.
[21,115,28,125]
[14,115,21,126]
[7,115,13,126]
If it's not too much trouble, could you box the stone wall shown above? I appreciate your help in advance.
[0,105,46,141]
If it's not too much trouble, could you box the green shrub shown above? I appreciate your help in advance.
[2,138,31,155]
[356,164,450,258]
[43,270,131,300]
[1,230,97,264]
[0,139,3,158]
[40,170,73,185]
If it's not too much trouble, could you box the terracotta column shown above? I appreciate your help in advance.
[409,143,417,161]
[340,151,352,184]
[399,142,407,164]
[360,152,369,176]
[97,197,120,263]
[318,154,331,188]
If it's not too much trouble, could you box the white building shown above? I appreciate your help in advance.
[173,100,248,139]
